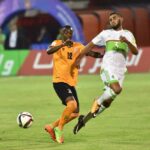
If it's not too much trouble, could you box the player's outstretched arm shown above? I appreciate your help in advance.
[47,40,73,55]
[86,51,103,58]
[46,44,64,55]
[75,42,95,67]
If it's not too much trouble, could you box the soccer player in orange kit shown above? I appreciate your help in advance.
[44,25,103,144]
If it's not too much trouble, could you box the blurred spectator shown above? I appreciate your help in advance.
[62,0,89,9]
[36,26,52,43]
[4,17,30,50]
[24,0,40,17]
[0,27,6,50]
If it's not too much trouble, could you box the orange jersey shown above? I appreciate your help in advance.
[51,40,84,86]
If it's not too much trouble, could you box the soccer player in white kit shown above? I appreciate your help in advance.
[73,12,139,134]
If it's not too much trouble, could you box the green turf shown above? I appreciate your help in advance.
[0,74,150,150]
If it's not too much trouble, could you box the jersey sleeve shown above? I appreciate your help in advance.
[127,31,137,48]
[92,30,105,46]
[46,40,62,53]
[51,41,58,46]
[79,44,85,52]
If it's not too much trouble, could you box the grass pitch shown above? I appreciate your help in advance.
[0,74,150,150]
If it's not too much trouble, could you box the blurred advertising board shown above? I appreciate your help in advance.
[0,47,150,76]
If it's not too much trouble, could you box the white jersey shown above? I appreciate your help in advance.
[92,29,137,74]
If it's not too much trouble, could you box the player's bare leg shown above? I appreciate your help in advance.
[58,100,77,129]
[47,111,78,129]
[73,82,122,134]
[45,96,78,143]
[45,112,78,142]
[73,98,106,134]
[55,98,77,143]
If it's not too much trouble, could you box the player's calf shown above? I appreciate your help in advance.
[110,82,122,95]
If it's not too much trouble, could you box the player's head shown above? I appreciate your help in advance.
[60,25,73,40]
[109,12,123,30]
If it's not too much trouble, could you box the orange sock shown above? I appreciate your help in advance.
[58,101,77,130]
[51,113,78,129]
[51,119,60,128]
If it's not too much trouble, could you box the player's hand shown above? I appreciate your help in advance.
[75,56,81,69]
[70,67,74,77]
[71,53,84,77]
[70,64,75,77]
[70,60,80,77]
[70,66,80,77]
[120,36,129,44]
[63,40,73,47]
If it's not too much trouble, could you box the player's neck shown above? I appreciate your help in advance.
[62,38,68,42]
[115,26,123,31]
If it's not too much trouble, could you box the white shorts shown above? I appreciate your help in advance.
[100,67,125,87]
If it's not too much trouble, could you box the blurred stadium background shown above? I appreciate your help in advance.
[0,0,150,76]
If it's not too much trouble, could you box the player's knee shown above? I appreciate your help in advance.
[72,112,79,119]
[110,83,122,95]
[113,87,122,95]
[74,107,79,113]
[67,100,77,112]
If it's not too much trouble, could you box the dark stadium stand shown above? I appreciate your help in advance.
[61,0,150,46]
[78,13,99,43]
[75,5,150,46]
[94,10,112,30]
[132,7,150,46]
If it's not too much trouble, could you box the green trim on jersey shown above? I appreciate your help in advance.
[101,69,118,86]
[106,40,128,53]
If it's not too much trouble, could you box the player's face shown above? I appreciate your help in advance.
[109,14,122,30]
[61,28,73,40]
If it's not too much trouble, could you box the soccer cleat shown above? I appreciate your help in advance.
[54,127,64,144]
[73,115,85,134]
[45,125,56,142]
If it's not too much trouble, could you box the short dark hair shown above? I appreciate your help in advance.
[109,12,122,17]
[61,25,73,31]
